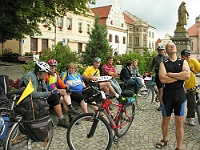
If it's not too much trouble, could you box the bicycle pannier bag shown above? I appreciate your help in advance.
[24,116,50,142]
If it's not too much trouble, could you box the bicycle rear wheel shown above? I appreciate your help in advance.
[115,102,135,138]
[5,119,53,150]
[67,113,113,150]
[136,86,154,110]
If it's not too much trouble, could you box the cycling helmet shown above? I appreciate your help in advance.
[47,59,58,66]
[0,116,5,137]
[157,45,165,51]
[35,61,50,72]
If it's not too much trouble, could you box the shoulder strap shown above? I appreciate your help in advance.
[93,70,98,76]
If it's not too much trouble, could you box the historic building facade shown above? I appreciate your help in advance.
[0,11,95,55]
[91,0,127,55]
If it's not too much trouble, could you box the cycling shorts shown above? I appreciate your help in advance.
[162,87,186,117]
[155,74,163,89]
[47,94,60,107]
[70,92,84,104]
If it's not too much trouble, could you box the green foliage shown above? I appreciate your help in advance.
[22,60,35,74]
[82,17,111,66]
[0,0,96,43]
[112,48,157,75]
[39,42,79,73]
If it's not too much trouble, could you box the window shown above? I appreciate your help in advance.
[78,22,82,32]
[31,38,37,52]
[135,37,139,46]
[115,35,119,43]
[149,42,151,49]
[42,39,48,51]
[123,36,126,44]
[143,34,147,46]
[149,31,151,38]
[78,43,82,53]
[67,18,72,29]
[152,32,154,38]
[110,20,113,25]
[121,23,124,27]
[87,24,90,33]
[129,34,133,46]
[109,34,112,42]
[57,17,63,29]
[152,43,154,49]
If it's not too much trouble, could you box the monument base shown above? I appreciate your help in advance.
[171,30,191,57]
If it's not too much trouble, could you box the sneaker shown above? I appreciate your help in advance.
[157,105,162,111]
[186,118,194,126]
[57,119,69,128]
[140,86,147,92]
[68,108,80,115]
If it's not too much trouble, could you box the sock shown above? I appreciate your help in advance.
[115,93,119,98]
[68,104,73,109]
[59,115,64,120]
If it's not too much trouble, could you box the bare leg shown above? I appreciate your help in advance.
[80,100,88,113]
[158,88,163,105]
[175,116,184,149]
[162,116,171,142]
[53,104,63,118]
[100,82,117,96]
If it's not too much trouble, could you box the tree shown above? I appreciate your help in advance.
[0,0,96,43]
[82,17,111,66]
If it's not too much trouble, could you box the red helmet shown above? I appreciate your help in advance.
[48,59,58,66]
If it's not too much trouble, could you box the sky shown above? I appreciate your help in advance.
[90,0,200,40]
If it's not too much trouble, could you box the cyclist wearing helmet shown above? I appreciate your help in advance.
[19,61,51,101]
[44,59,79,127]
[148,45,168,111]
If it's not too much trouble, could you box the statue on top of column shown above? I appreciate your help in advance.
[176,1,189,31]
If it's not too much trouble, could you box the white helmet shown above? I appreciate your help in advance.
[35,61,50,72]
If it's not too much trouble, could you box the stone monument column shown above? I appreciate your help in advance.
[172,1,191,57]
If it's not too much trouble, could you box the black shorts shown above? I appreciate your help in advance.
[162,87,186,117]
[155,74,163,89]
[47,94,60,107]
[70,92,84,104]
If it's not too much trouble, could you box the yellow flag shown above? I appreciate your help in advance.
[16,79,34,105]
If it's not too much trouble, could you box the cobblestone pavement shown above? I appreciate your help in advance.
[0,62,199,150]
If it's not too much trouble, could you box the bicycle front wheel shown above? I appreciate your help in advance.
[136,86,154,110]
[115,103,135,138]
[5,119,53,150]
[67,113,113,150]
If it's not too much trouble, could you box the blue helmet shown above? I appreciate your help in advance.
[157,45,165,51]
[0,116,5,137]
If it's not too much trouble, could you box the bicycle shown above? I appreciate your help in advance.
[67,86,136,150]
[0,88,53,150]
[195,85,200,124]
[136,75,159,110]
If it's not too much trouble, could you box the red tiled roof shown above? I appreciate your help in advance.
[187,22,200,37]
[155,38,162,48]
[91,5,112,18]
[123,13,134,24]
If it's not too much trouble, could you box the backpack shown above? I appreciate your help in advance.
[0,75,9,102]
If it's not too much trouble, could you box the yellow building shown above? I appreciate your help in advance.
[0,11,95,56]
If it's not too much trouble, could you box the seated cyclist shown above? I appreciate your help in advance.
[82,57,119,99]
[120,61,142,94]
[60,62,98,121]
[44,59,79,128]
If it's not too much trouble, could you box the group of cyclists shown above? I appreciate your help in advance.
[1,40,199,150]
